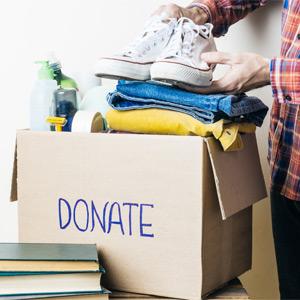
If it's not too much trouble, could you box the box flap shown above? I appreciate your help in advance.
[206,133,267,220]
[10,142,18,202]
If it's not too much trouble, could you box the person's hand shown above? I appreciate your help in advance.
[177,52,271,94]
[152,3,209,25]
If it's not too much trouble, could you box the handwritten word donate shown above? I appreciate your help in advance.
[58,198,155,238]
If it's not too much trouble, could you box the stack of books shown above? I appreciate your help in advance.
[0,243,109,300]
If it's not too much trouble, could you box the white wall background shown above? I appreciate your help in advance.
[0,0,282,298]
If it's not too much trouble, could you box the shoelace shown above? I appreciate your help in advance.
[161,18,211,59]
[122,16,176,58]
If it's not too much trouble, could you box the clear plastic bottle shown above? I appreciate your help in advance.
[30,80,58,131]
[30,61,58,131]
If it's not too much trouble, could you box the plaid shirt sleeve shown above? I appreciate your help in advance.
[187,0,267,37]
[270,58,300,104]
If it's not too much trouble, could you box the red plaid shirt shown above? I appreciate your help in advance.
[189,0,300,200]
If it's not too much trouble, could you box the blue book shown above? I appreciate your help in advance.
[0,243,102,273]
[0,288,110,299]
[0,271,104,296]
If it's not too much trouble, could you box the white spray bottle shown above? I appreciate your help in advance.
[30,61,58,131]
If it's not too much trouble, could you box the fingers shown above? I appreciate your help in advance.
[176,76,241,95]
[201,52,235,66]
[176,53,269,94]
[151,3,182,19]
[152,4,208,24]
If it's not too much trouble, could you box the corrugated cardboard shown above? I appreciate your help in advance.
[11,131,266,300]
[205,137,266,219]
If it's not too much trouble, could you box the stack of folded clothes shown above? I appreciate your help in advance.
[105,80,268,151]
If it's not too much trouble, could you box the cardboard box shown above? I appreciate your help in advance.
[11,131,266,300]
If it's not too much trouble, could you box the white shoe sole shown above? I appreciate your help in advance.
[151,61,212,87]
[95,58,152,81]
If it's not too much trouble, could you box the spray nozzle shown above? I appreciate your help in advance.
[35,60,55,80]
[47,52,62,71]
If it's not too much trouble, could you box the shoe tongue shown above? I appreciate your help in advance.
[141,22,162,39]
[144,16,168,32]
[122,17,166,57]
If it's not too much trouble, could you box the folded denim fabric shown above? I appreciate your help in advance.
[107,91,217,124]
[107,81,268,126]
[106,108,256,151]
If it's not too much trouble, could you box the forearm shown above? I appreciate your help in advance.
[270,58,300,104]
[187,0,267,37]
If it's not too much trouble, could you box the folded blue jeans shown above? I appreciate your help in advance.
[107,81,268,126]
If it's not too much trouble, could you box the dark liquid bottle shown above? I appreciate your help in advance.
[54,89,78,132]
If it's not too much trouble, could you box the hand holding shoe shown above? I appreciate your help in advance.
[152,3,209,25]
[177,52,271,94]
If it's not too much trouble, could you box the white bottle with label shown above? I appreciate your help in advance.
[30,61,58,131]
[30,80,57,131]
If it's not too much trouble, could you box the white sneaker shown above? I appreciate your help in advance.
[150,18,217,87]
[94,16,177,81]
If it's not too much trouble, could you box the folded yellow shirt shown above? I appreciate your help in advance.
[106,109,256,151]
